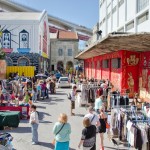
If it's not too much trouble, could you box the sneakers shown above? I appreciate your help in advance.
[32,142,38,145]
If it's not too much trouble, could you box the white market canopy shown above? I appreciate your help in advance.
[75,32,150,60]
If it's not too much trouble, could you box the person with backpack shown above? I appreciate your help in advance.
[29,105,39,145]
[53,113,71,150]
[70,85,77,116]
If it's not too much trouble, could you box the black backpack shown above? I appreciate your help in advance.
[67,93,72,100]
[36,111,40,120]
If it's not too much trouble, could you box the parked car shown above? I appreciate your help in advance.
[58,77,71,88]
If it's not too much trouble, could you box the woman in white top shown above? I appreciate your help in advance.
[71,86,77,116]
[29,105,39,145]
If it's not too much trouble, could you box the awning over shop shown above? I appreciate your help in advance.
[75,32,150,60]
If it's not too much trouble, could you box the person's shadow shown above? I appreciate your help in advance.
[39,142,54,149]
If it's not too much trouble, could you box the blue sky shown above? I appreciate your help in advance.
[14,0,99,28]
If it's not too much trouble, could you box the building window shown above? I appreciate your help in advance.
[137,0,149,13]
[119,0,124,7]
[100,21,103,27]
[68,49,72,56]
[19,29,29,48]
[2,29,11,49]
[102,59,109,68]
[58,48,63,56]
[111,58,121,68]
[100,1,103,7]
[107,12,111,19]
[112,6,117,14]
[126,21,134,31]
[118,27,124,32]
[137,12,149,25]
[97,61,100,69]
[103,18,106,23]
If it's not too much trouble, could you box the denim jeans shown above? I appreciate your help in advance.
[32,93,37,102]
[31,123,38,143]
[41,90,45,99]
[45,88,49,98]
[37,90,41,100]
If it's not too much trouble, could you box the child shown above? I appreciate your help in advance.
[36,82,41,100]
[24,90,30,103]
[32,86,37,103]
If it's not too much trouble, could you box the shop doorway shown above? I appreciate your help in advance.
[51,65,54,71]
[57,61,64,72]
[18,57,30,66]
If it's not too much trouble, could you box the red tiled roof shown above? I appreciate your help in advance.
[58,31,78,40]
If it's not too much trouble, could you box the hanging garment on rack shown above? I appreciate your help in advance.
[118,112,128,141]
[112,108,150,150]
[140,126,148,150]
[123,113,128,140]
[77,84,87,106]
[134,125,143,150]
[127,120,135,147]
[146,124,150,150]
[120,96,129,106]
[111,109,119,137]
[88,88,95,103]
[110,91,120,107]
[127,120,149,150]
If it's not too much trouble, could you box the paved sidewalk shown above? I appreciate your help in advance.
[2,88,133,150]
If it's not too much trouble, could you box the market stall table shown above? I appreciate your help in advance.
[0,111,20,130]
[0,106,29,119]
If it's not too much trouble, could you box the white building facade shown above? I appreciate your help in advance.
[0,10,50,73]
[99,0,150,38]
[50,31,79,73]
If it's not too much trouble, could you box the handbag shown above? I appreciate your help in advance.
[90,114,95,123]
[52,123,65,145]
[105,122,110,129]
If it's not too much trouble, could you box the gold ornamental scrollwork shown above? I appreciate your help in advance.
[127,55,139,66]
[127,72,134,96]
